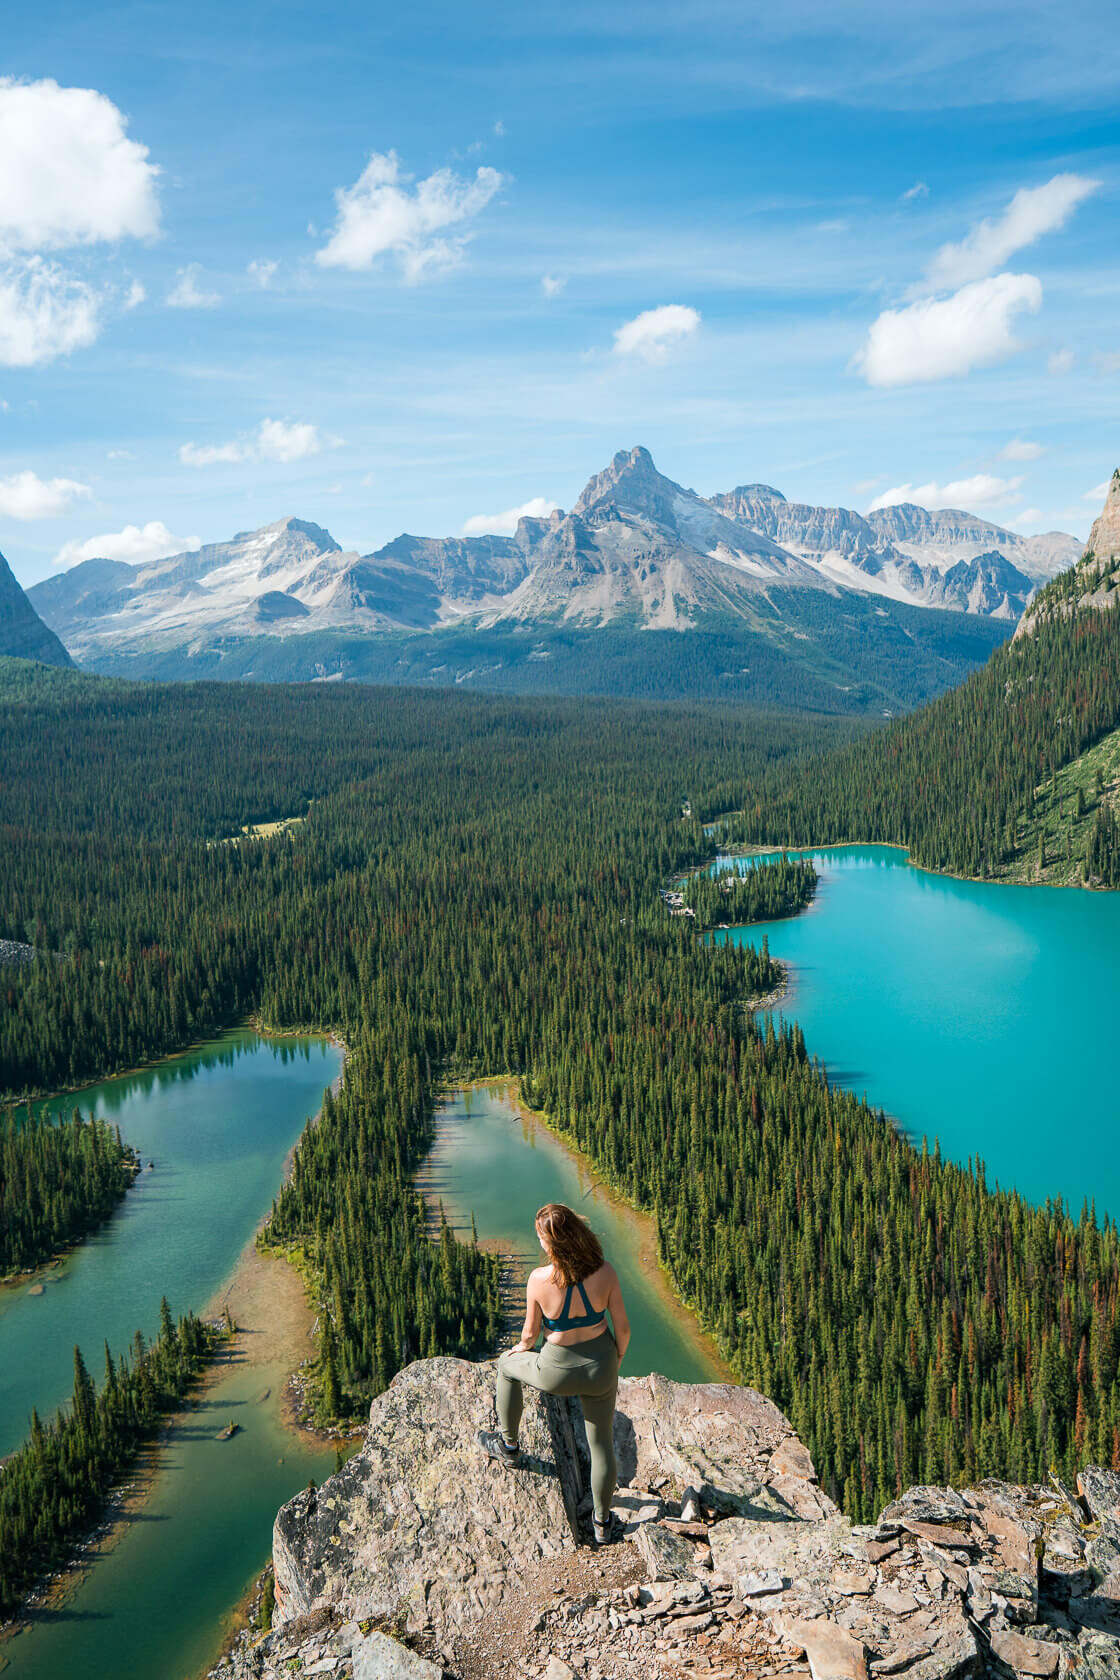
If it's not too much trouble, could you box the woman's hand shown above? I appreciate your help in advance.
[511,1339,534,1355]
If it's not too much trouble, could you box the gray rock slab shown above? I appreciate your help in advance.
[352,1631,443,1678]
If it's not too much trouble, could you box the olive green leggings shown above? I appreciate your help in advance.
[496,1330,620,1523]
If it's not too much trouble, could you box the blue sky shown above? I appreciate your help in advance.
[1,0,1118,584]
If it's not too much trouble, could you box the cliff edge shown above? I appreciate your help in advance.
[213,1358,1120,1680]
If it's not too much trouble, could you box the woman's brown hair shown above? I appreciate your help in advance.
[536,1203,604,1288]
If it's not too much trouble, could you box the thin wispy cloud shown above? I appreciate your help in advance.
[901,181,929,200]
[1047,348,1075,375]
[541,275,566,298]
[999,438,1044,461]
[166,264,221,309]
[923,174,1099,292]
[0,258,101,366]
[315,149,506,281]
[247,259,278,288]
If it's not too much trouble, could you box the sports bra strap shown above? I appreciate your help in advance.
[540,1275,607,1333]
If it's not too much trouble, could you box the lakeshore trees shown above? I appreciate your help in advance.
[0,1304,213,1618]
[0,1107,138,1275]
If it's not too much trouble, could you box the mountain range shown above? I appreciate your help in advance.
[7,446,1086,711]
[29,447,1077,664]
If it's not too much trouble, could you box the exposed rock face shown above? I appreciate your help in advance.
[0,551,72,666]
[1087,471,1120,565]
[1015,471,1120,638]
[213,1359,1120,1680]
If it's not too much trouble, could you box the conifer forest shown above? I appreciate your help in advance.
[0,589,1118,1598]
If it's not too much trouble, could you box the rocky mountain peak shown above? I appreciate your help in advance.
[1087,467,1120,564]
[217,1356,1120,1680]
[571,445,681,522]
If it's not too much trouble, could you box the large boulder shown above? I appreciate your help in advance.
[211,1358,1120,1680]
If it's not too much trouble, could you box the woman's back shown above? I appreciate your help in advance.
[532,1259,616,1344]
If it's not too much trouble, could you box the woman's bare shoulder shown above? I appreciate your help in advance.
[528,1264,553,1285]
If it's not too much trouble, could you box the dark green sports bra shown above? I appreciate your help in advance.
[541,1279,606,1333]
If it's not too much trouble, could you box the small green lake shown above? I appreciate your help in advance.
[422,1085,723,1384]
[715,846,1120,1219]
[1,1029,341,1680]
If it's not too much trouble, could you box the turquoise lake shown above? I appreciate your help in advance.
[716,846,1120,1220]
[0,1030,341,1680]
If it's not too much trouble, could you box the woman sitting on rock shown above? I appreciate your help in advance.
[479,1201,631,1546]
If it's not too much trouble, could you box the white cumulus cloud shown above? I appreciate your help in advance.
[0,468,91,519]
[179,417,332,468]
[1084,481,1111,502]
[256,418,323,462]
[124,279,146,309]
[999,438,1044,461]
[53,519,199,570]
[854,273,1041,388]
[0,78,159,254]
[315,150,505,281]
[540,274,566,298]
[462,497,559,537]
[247,258,278,288]
[868,473,1024,514]
[924,174,1100,292]
[613,304,701,363]
[0,258,102,366]
[166,264,221,309]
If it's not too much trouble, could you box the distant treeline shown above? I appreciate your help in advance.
[682,853,817,928]
[0,1108,138,1276]
[0,1302,214,1619]
[0,664,1117,1517]
[711,604,1120,886]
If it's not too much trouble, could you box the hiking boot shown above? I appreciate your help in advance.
[477,1429,521,1468]
[592,1511,624,1547]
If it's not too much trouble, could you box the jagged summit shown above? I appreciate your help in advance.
[217,1356,1120,1680]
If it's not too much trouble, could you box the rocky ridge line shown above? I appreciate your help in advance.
[211,1359,1120,1680]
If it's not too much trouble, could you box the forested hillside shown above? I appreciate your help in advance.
[714,591,1120,885]
[1,665,1117,1517]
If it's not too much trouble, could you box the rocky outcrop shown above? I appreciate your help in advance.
[1015,472,1120,639]
[211,1360,1120,1680]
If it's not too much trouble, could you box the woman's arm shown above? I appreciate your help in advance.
[607,1268,631,1364]
[513,1272,544,1353]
